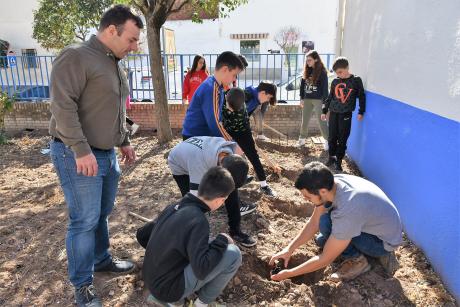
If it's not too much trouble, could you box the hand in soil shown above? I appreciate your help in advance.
[270,258,292,281]
[271,268,292,281]
[271,259,285,275]
[269,247,292,268]
[272,164,282,175]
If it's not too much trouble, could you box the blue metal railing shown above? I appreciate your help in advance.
[0,53,334,102]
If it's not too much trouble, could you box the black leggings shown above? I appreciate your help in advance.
[172,174,241,232]
[229,130,266,182]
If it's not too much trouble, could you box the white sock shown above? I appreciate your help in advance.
[260,180,268,188]
[194,298,208,307]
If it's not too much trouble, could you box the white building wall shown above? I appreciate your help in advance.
[164,0,339,55]
[0,0,47,54]
[340,0,460,121]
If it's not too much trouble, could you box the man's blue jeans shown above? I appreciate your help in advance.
[315,211,389,259]
[180,244,242,304]
[50,141,120,288]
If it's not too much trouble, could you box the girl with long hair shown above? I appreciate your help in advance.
[296,50,329,149]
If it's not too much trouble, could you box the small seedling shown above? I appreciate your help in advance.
[271,259,285,275]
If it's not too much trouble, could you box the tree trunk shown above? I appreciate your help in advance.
[146,18,173,143]
[286,52,292,77]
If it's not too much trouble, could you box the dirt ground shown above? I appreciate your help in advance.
[0,131,457,307]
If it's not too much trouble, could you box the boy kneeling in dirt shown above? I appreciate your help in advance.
[270,162,403,282]
[168,136,256,248]
[136,167,242,307]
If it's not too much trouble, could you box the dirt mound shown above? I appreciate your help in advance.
[0,133,456,306]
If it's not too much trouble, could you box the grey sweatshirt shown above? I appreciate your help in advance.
[168,136,237,192]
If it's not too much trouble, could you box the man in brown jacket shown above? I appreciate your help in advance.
[48,5,143,307]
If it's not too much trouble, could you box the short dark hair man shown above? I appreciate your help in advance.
[48,5,143,306]
[270,162,403,282]
[137,167,242,306]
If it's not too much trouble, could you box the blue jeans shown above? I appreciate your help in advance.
[50,141,121,288]
[315,211,389,259]
[181,244,242,303]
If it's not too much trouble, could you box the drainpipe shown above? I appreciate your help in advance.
[335,0,347,57]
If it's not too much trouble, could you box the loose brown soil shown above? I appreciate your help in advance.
[0,131,457,306]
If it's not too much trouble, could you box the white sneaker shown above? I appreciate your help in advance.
[256,134,270,142]
[295,138,306,148]
[130,123,140,136]
[323,142,329,151]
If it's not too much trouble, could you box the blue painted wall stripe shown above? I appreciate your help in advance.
[347,91,460,301]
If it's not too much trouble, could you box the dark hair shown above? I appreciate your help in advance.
[238,55,249,68]
[198,166,235,200]
[215,51,244,71]
[257,81,277,105]
[221,154,249,189]
[332,56,349,71]
[295,162,334,195]
[99,5,144,34]
[190,55,206,74]
[226,87,246,111]
[303,50,327,85]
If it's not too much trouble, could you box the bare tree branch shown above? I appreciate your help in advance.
[168,0,191,14]
[131,0,147,14]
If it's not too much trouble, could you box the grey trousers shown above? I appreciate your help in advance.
[300,98,329,139]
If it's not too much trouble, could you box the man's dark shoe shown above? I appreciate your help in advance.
[326,156,336,167]
[230,229,257,247]
[75,284,102,307]
[240,201,256,216]
[94,258,135,273]
[260,185,277,197]
[335,159,343,172]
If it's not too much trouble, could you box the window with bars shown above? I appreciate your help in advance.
[240,40,260,62]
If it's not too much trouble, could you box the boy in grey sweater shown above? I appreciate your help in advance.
[168,136,256,247]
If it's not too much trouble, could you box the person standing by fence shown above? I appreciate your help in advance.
[182,55,209,105]
[296,51,330,149]
[48,5,142,307]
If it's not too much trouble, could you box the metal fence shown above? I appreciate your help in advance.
[0,53,334,102]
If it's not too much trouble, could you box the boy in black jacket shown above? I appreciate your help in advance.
[322,57,366,171]
[136,167,242,307]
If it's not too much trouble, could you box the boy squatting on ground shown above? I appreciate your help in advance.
[181,51,257,215]
[322,57,366,171]
[270,162,402,282]
[136,167,242,307]
[222,86,278,197]
[167,136,257,247]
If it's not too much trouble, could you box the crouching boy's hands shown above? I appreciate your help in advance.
[271,269,293,281]
[321,114,328,121]
[269,247,292,269]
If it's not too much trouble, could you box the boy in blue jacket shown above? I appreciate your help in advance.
[182,51,244,140]
[182,51,257,215]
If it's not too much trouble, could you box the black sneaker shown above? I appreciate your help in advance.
[261,185,277,197]
[240,201,257,216]
[75,284,102,307]
[326,156,336,167]
[230,229,257,247]
[335,159,343,172]
[94,258,135,273]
